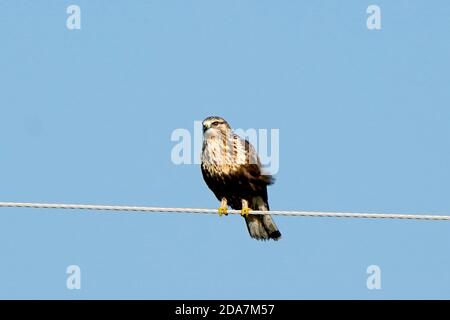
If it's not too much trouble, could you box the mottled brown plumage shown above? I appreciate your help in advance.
[201,116,281,241]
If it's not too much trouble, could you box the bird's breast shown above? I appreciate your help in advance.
[201,137,238,178]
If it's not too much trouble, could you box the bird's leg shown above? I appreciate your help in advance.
[218,197,228,216]
[241,199,251,217]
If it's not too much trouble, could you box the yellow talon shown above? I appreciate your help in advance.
[218,207,228,216]
[241,208,251,217]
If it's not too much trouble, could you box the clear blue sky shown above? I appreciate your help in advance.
[0,1,449,299]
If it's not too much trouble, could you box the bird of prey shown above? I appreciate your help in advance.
[201,116,281,241]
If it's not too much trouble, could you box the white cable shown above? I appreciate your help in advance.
[0,201,449,220]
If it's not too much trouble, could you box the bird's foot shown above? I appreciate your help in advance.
[218,207,228,216]
[241,208,251,217]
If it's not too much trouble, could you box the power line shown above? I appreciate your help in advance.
[0,201,449,221]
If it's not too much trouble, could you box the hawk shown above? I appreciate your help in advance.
[201,116,282,241]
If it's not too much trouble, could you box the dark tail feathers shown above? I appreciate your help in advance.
[244,197,281,241]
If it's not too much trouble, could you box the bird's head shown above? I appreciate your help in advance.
[202,116,231,135]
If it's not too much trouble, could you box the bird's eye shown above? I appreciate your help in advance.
[211,121,219,126]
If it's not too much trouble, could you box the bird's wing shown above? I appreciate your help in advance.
[232,134,274,187]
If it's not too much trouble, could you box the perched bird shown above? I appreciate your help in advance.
[201,116,281,241]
